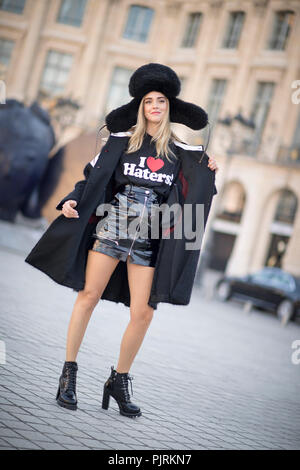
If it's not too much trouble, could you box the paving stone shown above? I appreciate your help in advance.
[35,442,68,450]
[1,437,43,450]
[0,245,300,450]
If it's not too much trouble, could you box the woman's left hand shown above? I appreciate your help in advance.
[208,157,219,172]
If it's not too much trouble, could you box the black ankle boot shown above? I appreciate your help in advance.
[102,366,142,418]
[56,361,78,410]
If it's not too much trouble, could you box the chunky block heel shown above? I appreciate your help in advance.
[102,385,110,410]
[55,361,78,411]
[101,366,142,418]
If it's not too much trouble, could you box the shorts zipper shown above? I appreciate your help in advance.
[128,195,148,257]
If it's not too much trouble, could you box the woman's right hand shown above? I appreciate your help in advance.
[62,200,79,218]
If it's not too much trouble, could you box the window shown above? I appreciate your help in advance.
[123,5,154,42]
[0,38,14,74]
[250,81,275,155]
[292,112,300,150]
[57,0,87,27]
[201,78,227,142]
[206,79,227,130]
[181,12,202,48]
[277,111,300,163]
[251,269,274,286]
[0,0,25,14]
[104,66,133,115]
[222,11,245,48]
[274,190,297,224]
[218,183,245,223]
[252,269,295,291]
[268,271,295,292]
[39,50,73,97]
[290,111,300,161]
[267,10,295,50]
[178,76,186,95]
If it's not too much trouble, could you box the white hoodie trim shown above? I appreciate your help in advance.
[173,141,203,151]
[90,153,100,167]
[109,132,204,151]
[110,132,132,137]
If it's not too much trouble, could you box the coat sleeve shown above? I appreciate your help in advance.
[55,154,99,211]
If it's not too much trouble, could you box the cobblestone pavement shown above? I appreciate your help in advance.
[0,244,300,450]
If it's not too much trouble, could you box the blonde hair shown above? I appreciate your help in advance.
[125,94,185,163]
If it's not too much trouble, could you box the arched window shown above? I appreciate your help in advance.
[274,189,297,224]
[218,181,246,223]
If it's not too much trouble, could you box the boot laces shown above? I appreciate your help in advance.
[64,367,77,392]
[120,374,134,402]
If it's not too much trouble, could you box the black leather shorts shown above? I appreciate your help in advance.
[91,184,163,267]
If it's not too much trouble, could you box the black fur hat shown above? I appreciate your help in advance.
[105,63,208,133]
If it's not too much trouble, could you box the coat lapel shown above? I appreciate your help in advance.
[148,143,216,306]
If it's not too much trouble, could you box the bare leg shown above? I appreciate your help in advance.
[66,250,120,362]
[115,257,155,373]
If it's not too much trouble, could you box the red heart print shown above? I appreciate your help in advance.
[147,157,164,172]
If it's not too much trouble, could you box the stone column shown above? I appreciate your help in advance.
[79,0,118,127]
[227,2,265,114]
[262,9,300,160]
[73,0,110,104]
[12,0,49,101]
[225,166,268,276]
[152,2,182,63]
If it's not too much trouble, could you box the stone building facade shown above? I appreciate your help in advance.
[1,0,299,277]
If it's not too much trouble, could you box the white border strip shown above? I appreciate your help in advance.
[173,141,203,151]
[109,132,204,151]
[110,132,132,137]
[90,153,100,167]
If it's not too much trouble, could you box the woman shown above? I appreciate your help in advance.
[25,63,218,419]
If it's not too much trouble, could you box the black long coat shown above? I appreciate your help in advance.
[25,132,217,310]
